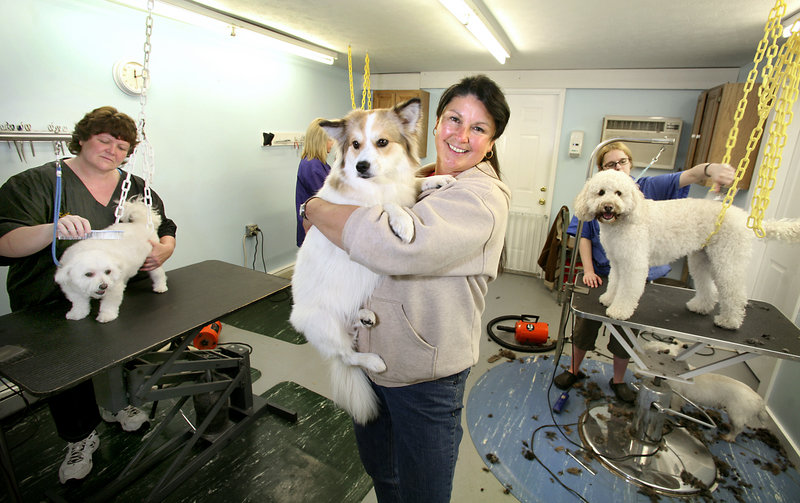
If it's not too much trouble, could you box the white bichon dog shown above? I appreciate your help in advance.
[643,340,767,441]
[573,169,800,329]
[55,199,167,323]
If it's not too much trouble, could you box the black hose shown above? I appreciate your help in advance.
[486,314,556,352]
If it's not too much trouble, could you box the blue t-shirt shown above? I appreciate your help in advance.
[567,172,689,280]
[295,157,331,246]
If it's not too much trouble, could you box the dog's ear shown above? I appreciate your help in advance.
[394,98,422,135]
[319,119,347,146]
[572,180,594,221]
[54,263,69,285]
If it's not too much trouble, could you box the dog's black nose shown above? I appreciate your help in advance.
[603,205,614,213]
[99,283,108,291]
[356,161,370,174]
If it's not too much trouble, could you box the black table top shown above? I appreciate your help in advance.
[570,279,800,361]
[0,260,289,395]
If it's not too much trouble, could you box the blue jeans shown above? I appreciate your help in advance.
[353,369,470,503]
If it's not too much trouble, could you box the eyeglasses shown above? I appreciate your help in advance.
[602,157,630,170]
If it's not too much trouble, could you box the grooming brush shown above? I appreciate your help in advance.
[58,230,124,240]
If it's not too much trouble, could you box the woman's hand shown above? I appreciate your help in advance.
[582,271,603,288]
[56,214,92,239]
[706,162,736,190]
[141,236,175,271]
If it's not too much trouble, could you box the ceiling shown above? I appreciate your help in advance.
[187,0,800,74]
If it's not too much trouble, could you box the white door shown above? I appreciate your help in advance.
[495,90,565,274]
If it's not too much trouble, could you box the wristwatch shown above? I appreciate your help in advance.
[299,197,316,220]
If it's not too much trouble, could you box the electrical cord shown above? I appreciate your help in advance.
[257,229,267,272]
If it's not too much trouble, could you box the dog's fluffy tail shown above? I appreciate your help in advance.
[330,358,380,425]
[763,218,800,243]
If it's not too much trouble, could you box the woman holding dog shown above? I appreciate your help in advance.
[301,74,510,502]
[554,141,735,402]
[295,118,334,246]
[0,106,177,483]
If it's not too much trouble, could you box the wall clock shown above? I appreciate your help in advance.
[112,60,148,96]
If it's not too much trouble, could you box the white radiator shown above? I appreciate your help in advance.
[505,211,549,275]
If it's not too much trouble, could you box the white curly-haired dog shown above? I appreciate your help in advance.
[642,340,767,441]
[55,199,168,323]
[289,99,454,424]
[573,169,800,329]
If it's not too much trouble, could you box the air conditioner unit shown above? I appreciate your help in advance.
[600,116,682,171]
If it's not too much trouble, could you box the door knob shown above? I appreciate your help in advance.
[538,199,546,205]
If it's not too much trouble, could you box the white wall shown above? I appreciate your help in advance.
[0,0,354,315]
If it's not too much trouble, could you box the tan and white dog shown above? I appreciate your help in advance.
[573,169,800,329]
[289,99,454,424]
[55,198,168,323]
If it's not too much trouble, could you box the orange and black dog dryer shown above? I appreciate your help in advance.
[487,314,554,352]
[193,321,222,349]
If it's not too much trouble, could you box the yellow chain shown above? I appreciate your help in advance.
[705,0,798,243]
[347,45,372,110]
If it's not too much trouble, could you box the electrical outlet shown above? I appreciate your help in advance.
[245,224,259,237]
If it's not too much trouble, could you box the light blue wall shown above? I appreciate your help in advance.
[1,0,354,315]
[552,88,703,222]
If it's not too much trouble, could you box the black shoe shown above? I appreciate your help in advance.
[554,370,586,390]
[608,378,636,403]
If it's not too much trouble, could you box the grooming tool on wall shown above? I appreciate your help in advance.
[58,230,125,240]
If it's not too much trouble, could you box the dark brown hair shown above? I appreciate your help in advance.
[68,106,138,155]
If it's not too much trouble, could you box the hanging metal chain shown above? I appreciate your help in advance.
[116,0,155,227]
[704,0,790,244]
[348,45,371,110]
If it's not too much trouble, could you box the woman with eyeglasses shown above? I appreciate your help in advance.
[554,141,735,402]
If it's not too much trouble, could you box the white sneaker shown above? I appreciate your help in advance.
[58,430,99,484]
[100,405,148,432]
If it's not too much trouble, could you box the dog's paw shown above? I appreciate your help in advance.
[388,213,414,243]
[713,314,742,331]
[358,309,376,327]
[152,283,168,293]
[65,308,90,320]
[361,353,387,373]
[421,174,456,191]
[606,304,634,320]
[598,292,613,307]
[96,311,119,323]
[686,296,716,315]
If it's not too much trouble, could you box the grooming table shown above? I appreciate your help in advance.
[561,278,800,494]
[0,260,292,502]
[570,280,800,381]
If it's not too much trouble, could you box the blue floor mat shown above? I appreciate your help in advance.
[466,355,800,502]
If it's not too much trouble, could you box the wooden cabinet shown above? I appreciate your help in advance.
[684,82,763,189]
[372,89,430,158]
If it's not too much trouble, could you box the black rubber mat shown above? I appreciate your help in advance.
[1,381,370,502]
[220,288,308,345]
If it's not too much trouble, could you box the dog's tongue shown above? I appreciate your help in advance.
[601,212,616,222]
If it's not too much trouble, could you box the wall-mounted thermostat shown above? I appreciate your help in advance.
[568,130,584,158]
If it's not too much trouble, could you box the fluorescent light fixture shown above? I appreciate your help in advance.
[782,9,800,38]
[108,0,337,65]
[439,0,509,64]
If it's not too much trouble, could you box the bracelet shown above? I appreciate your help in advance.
[703,163,711,177]
[298,196,319,221]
